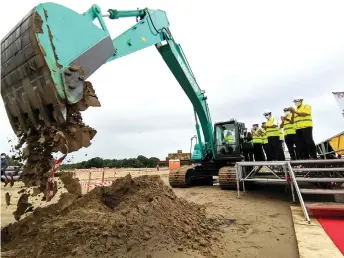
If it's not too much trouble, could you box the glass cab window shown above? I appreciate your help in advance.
[215,123,239,156]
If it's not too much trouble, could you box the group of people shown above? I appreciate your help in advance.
[243,96,317,161]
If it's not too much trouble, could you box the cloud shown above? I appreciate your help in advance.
[1,0,344,162]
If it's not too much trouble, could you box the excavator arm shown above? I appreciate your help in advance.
[1,3,215,160]
[107,8,215,160]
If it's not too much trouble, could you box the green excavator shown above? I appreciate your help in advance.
[1,2,247,189]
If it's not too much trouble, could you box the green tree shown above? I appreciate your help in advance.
[60,155,160,169]
[85,157,103,168]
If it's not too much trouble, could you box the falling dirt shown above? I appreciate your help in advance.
[5,193,10,206]
[1,175,222,258]
[12,193,33,221]
[14,81,99,193]
[58,172,82,197]
[75,81,101,111]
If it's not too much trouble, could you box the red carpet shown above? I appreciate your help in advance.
[310,208,344,255]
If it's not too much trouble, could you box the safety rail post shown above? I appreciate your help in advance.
[283,163,296,202]
[286,162,310,223]
[235,164,241,198]
[87,171,92,193]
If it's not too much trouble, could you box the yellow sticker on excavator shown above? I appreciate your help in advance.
[141,36,147,42]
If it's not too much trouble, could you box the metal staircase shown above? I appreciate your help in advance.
[287,160,344,223]
[235,159,344,224]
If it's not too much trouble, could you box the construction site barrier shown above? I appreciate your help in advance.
[79,180,113,188]
[73,167,167,193]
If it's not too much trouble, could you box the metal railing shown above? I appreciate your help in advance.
[233,161,344,224]
[286,162,310,223]
[235,161,296,203]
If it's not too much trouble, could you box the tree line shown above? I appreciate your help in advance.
[59,155,161,169]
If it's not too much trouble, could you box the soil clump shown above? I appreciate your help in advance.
[12,81,99,190]
[1,175,221,258]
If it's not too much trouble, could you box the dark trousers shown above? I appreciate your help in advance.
[296,127,317,159]
[278,140,286,161]
[253,143,265,161]
[285,134,297,160]
[244,151,254,161]
[267,136,284,161]
[1,168,6,182]
[263,144,271,161]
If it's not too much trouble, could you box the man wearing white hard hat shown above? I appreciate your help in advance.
[280,106,297,160]
[262,110,283,161]
[290,96,316,159]
[251,123,264,161]
[260,122,271,161]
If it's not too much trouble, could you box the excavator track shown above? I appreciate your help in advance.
[218,166,238,190]
[169,165,195,188]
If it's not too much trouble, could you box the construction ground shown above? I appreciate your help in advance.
[1,167,342,258]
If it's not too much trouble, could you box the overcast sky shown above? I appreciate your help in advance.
[1,0,344,162]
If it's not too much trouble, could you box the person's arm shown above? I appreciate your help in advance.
[290,111,295,124]
[290,105,311,117]
[266,117,278,128]
[295,105,311,116]
[280,118,285,128]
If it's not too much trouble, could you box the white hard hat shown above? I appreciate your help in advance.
[263,109,271,115]
[293,96,303,101]
[284,105,290,110]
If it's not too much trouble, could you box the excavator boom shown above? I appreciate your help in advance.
[1,2,214,160]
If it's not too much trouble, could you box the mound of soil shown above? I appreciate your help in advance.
[1,175,220,258]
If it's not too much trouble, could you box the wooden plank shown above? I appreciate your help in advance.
[305,202,344,211]
[300,189,344,195]
[290,206,343,258]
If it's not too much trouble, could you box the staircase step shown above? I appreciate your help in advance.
[293,167,344,172]
[300,188,344,195]
[296,178,344,183]
[290,159,344,165]
[305,202,344,211]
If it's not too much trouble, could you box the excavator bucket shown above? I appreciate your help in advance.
[1,2,116,136]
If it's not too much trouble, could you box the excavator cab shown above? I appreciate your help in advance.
[214,119,244,160]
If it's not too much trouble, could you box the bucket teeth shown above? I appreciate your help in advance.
[1,9,65,135]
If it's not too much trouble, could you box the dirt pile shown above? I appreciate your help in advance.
[13,81,99,189]
[9,173,80,222]
[1,175,221,258]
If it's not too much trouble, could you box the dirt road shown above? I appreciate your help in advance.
[159,175,299,258]
[1,170,299,258]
